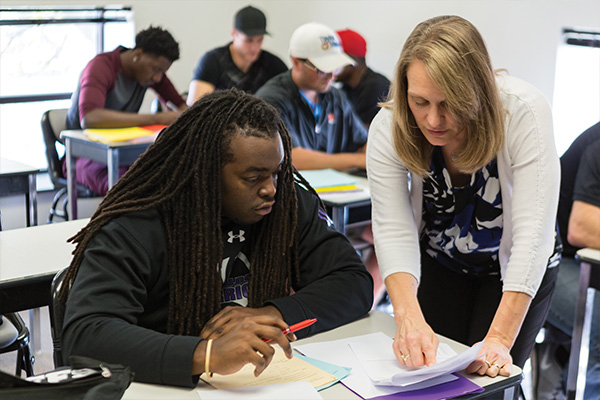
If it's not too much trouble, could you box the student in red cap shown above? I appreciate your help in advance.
[335,29,391,128]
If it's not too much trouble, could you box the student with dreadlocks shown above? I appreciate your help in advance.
[60,89,373,388]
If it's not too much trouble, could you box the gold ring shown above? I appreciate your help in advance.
[485,360,492,368]
[400,354,410,361]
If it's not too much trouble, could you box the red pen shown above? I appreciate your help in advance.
[263,318,317,342]
[282,318,317,335]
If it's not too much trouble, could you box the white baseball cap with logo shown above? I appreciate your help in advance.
[289,22,355,73]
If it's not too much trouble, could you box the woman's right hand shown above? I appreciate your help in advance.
[393,311,439,368]
[385,272,439,368]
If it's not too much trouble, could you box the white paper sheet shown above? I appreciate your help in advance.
[197,381,323,400]
[295,332,447,398]
[348,334,483,386]
[295,332,482,398]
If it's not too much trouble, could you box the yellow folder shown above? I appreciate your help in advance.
[84,125,166,145]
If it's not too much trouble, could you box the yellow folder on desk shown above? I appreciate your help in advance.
[84,125,166,145]
[315,184,360,194]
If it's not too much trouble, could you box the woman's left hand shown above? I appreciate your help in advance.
[465,336,512,377]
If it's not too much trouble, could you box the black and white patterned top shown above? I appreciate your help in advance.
[422,147,503,276]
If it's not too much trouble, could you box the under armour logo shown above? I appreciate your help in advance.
[227,230,245,243]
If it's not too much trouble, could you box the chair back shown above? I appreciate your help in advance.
[49,267,69,367]
[41,109,69,189]
[0,313,34,376]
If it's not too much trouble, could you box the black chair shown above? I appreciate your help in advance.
[41,109,98,222]
[0,314,35,376]
[49,267,69,368]
[0,211,35,376]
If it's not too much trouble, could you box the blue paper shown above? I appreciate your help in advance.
[295,353,351,391]
[298,169,357,189]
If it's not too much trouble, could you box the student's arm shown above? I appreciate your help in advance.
[568,201,600,248]
[81,108,181,129]
[187,80,215,106]
[291,147,366,171]
[152,74,189,113]
[187,50,220,106]
[265,185,374,337]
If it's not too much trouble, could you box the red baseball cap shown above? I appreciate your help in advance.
[336,29,367,58]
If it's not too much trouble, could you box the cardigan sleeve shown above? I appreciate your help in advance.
[497,75,560,297]
[366,108,423,283]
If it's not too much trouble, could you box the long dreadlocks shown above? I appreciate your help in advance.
[61,89,317,336]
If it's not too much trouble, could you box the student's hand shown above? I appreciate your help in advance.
[393,312,438,368]
[201,305,295,341]
[192,315,293,376]
[154,110,182,126]
[465,337,512,377]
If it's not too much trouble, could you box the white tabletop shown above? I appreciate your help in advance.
[0,218,89,284]
[0,157,40,175]
[318,176,371,206]
[123,311,521,399]
[577,247,600,264]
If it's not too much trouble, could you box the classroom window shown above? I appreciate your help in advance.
[0,6,134,169]
[553,27,600,155]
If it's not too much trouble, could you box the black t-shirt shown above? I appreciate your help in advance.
[341,68,390,127]
[557,121,600,256]
[191,43,288,94]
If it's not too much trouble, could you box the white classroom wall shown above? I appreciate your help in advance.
[3,0,598,104]
[1,0,599,229]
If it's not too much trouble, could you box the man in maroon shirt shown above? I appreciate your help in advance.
[65,25,188,195]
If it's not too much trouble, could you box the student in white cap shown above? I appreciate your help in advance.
[256,22,368,171]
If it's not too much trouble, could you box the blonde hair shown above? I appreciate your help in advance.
[385,15,505,176]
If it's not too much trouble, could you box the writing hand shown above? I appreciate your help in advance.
[200,305,293,340]
[193,314,293,377]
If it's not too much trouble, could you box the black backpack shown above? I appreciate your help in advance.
[0,356,133,400]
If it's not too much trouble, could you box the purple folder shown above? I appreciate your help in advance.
[344,373,484,400]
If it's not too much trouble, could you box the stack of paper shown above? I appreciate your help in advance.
[295,332,484,400]
[84,125,167,145]
[299,169,360,194]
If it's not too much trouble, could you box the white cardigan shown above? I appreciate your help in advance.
[366,75,559,297]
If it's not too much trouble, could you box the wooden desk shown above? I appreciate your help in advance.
[0,219,89,350]
[567,248,600,400]
[123,311,522,399]
[0,158,39,227]
[61,130,153,219]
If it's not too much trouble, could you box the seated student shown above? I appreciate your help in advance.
[536,121,600,399]
[65,25,188,196]
[60,89,374,388]
[186,5,287,104]
[334,29,391,128]
[256,22,368,172]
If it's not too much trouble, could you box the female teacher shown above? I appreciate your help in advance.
[367,15,561,378]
